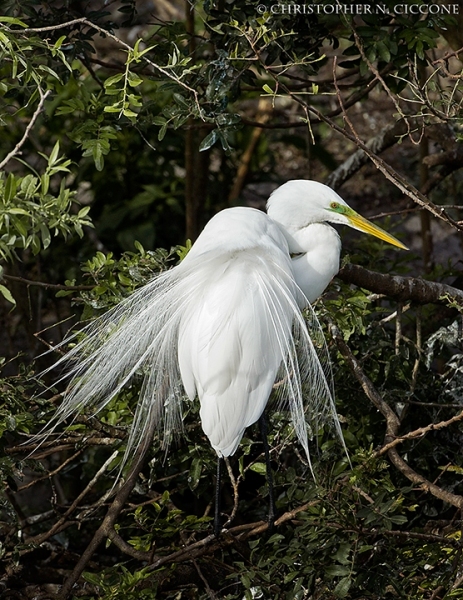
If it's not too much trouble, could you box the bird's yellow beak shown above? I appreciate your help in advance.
[347,211,408,250]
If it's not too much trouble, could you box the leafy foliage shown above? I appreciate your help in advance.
[0,142,91,261]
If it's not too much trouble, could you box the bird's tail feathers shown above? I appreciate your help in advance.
[257,265,343,474]
[33,263,203,471]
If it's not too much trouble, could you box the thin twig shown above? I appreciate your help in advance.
[350,28,411,139]
[376,410,463,456]
[411,308,422,392]
[395,302,402,355]
[3,273,93,291]
[192,558,219,600]
[0,89,51,170]
[77,18,202,115]
[223,457,239,529]
[17,450,118,554]
[17,449,84,492]
[12,17,91,33]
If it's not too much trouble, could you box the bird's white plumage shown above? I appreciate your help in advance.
[178,207,303,456]
[40,179,406,472]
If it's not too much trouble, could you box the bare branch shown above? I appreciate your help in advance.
[223,457,239,528]
[376,410,463,456]
[337,263,463,306]
[326,120,408,191]
[3,273,94,291]
[12,17,90,33]
[381,528,461,547]
[0,88,51,170]
[17,449,84,492]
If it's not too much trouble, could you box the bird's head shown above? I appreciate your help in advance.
[267,180,408,250]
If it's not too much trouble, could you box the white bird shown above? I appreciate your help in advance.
[43,179,406,519]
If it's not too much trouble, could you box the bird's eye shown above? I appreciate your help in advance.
[330,202,339,209]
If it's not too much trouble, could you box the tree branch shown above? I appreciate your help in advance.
[337,263,463,305]
[144,500,319,573]
[107,527,158,562]
[13,17,90,33]
[329,320,463,511]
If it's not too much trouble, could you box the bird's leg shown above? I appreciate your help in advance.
[259,414,276,531]
[214,456,224,537]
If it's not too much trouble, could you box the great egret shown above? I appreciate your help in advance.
[42,179,406,532]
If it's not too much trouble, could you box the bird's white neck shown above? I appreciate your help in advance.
[276,222,341,306]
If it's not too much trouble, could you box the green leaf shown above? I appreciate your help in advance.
[173,93,188,107]
[4,173,17,202]
[122,107,138,118]
[334,576,352,598]
[82,571,102,586]
[188,457,202,490]
[267,533,284,544]
[53,35,67,50]
[94,153,104,171]
[325,565,351,577]
[39,223,51,250]
[41,173,50,195]
[334,543,351,565]
[0,16,28,27]
[0,284,15,307]
[77,206,91,219]
[12,216,28,238]
[38,64,62,82]
[49,140,60,166]
[104,73,124,88]
[104,105,123,113]
[377,41,391,63]
[128,73,143,87]
[249,462,266,474]
[199,130,218,152]
[117,273,133,286]
[284,571,299,584]
[158,123,167,141]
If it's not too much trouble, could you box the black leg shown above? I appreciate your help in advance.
[214,456,223,537]
[259,414,276,530]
